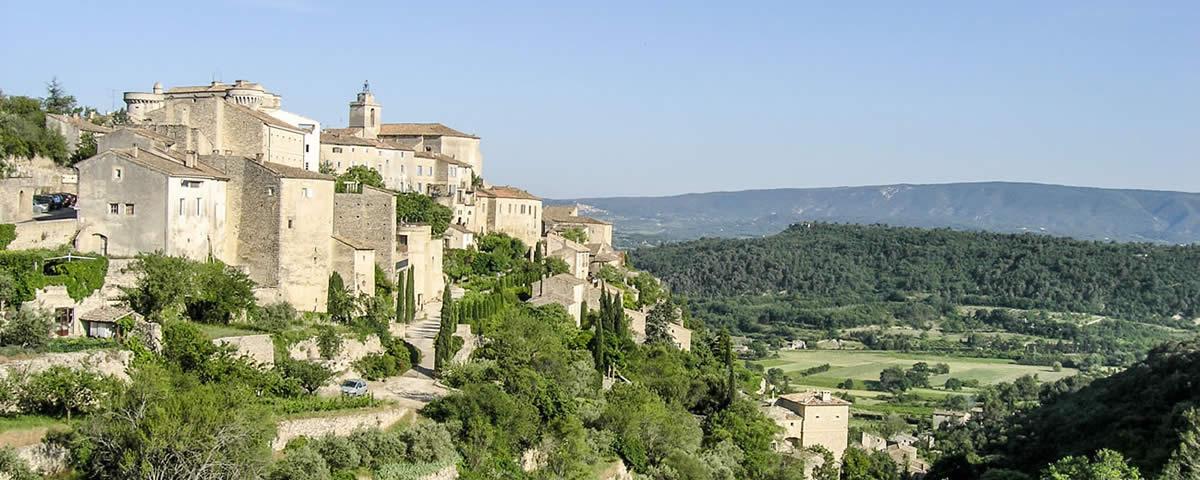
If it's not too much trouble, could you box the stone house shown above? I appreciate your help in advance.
[45,113,113,155]
[545,232,590,280]
[764,391,851,462]
[477,186,542,248]
[544,204,614,247]
[588,242,624,275]
[529,273,588,326]
[332,236,375,296]
[932,410,972,430]
[123,80,308,170]
[398,224,445,307]
[75,147,229,260]
[333,185,399,278]
[444,224,474,250]
[78,305,141,339]
[320,132,415,191]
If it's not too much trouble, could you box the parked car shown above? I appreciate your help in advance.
[32,195,53,213]
[52,192,77,207]
[340,379,368,396]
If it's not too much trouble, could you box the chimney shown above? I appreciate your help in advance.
[821,391,832,402]
[254,153,264,163]
[184,151,198,168]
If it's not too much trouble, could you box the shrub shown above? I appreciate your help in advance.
[398,421,456,464]
[278,360,334,394]
[270,445,331,480]
[0,307,51,349]
[355,353,400,381]
[375,461,453,480]
[0,446,38,480]
[18,366,121,419]
[254,302,298,332]
[0,224,15,250]
[316,327,342,360]
[350,429,408,469]
[314,435,361,471]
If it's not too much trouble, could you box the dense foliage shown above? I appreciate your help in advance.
[0,249,108,305]
[0,92,68,164]
[122,253,254,324]
[632,223,1200,323]
[0,224,14,250]
[396,192,453,236]
[334,165,385,193]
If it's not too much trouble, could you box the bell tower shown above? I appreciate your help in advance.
[348,80,381,139]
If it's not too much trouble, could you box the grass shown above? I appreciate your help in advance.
[197,322,263,339]
[759,349,1078,389]
[0,415,69,448]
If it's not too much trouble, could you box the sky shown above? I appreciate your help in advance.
[1,0,1197,198]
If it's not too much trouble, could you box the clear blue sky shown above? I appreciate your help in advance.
[2,1,1197,198]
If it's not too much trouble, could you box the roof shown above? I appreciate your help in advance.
[258,161,334,181]
[415,151,470,167]
[123,127,176,144]
[447,224,473,234]
[46,114,114,134]
[544,205,577,218]
[545,273,587,287]
[224,101,303,133]
[778,391,852,407]
[321,132,416,151]
[110,148,229,180]
[333,235,372,250]
[477,186,540,201]
[378,123,478,139]
[79,305,139,323]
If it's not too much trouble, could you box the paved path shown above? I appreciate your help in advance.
[404,302,442,376]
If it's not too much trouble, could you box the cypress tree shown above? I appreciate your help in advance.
[579,299,589,329]
[593,305,605,374]
[405,268,416,322]
[719,328,735,405]
[435,283,454,371]
[395,271,406,323]
[612,293,625,338]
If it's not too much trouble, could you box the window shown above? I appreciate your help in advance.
[520,205,526,214]
[178,198,186,216]
[125,203,135,215]
[266,187,276,196]
[112,168,123,180]
[196,198,204,216]
[305,144,310,153]
[332,147,343,153]
[182,180,202,188]
[287,218,294,229]
[302,187,313,199]
[108,203,119,214]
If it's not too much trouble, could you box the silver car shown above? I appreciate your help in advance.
[340,379,368,396]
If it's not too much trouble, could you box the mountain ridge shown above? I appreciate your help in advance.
[552,181,1200,247]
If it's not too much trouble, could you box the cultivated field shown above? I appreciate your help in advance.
[758,349,1078,388]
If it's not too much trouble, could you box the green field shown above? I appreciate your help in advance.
[758,349,1078,388]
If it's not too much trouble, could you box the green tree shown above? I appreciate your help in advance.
[41,78,77,114]
[162,320,218,372]
[69,131,96,163]
[396,192,453,236]
[335,165,385,193]
[1160,408,1200,480]
[396,270,407,323]
[841,446,901,480]
[1041,449,1143,480]
[645,301,674,346]
[0,447,38,480]
[561,226,588,244]
[405,268,416,322]
[317,326,342,360]
[278,360,334,395]
[18,366,120,421]
[435,283,456,372]
[879,366,910,392]
[719,328,735,405]
[0,307,51,349]
[326,272,353,324]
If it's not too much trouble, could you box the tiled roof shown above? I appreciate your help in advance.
[477,186,540,201]
[113,148,229,180]
[224,101,303,132]
[415,151,470,167]
[46,114,114,134]
[544,205,610,225]
[322,133,416,151]
[378,123,478,139]
[779,391,852,406]
[79,305,139,323]
[447,224,472,234]
[258,161,334,181]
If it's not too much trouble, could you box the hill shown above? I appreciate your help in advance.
[555,182,1200,247]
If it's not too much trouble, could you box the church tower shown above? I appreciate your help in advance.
[349,81,381,139]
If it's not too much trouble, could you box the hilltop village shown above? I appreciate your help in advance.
[0,80,864,479]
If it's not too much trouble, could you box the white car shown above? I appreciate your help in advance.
[340,379,368,396]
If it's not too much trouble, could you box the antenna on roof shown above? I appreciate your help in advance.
[363,80,370,93]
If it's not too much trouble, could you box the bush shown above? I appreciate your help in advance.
[278,360,334,394]
[399,422,456,464]
[254,302,298,332]
[0,224,15,250]
[350,428,409,469]
[314,435,361,471]
[317,327,342,360]
[271,445,331,480]
[354,339,413,380]
[0,446,38,480]
[375,461,453,480]
[0,307,51,349]
[18,366,121,419]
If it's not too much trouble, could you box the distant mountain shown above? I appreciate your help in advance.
[553,182,1200,247]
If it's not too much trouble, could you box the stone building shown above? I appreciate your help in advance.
[765,391,851,462]
[123,80,309,170]
[45,113,112,154]
[320,132,415,191]
[0,176,36,224]
[529,273,588,326]
[398,224,444,307]
[75,147,229,260]
[333,185,399,278]
[544,204,614,247]
[545,232,590,280]
[477,186,542,248]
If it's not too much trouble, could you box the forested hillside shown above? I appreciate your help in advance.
[631,223,1200,324]
[559,182,1200,247]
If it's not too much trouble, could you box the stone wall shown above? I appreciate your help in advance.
[333,186,397,276]
[0,350,132,382]
[272,404,414,450]
[76,150,170,257]
[14,441,69,476]
[9,219,77,251]
[289,334,383,373]
[214,334,275,366]
[0,177,35,224]
[277,177,333,312]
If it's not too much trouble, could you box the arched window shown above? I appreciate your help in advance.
[369,108,376,127]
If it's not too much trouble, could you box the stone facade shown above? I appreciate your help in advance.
[44,113,112,154]
[334,185,398,276]
[398,224,445,307]
[0,177,35,224]
[477,186,542,248]
[543,204,614,247]
[545,233,590,280]
[529,273,588,326]
[332,236,376,296]
[75,148,229,260]
[766,391,851,462]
